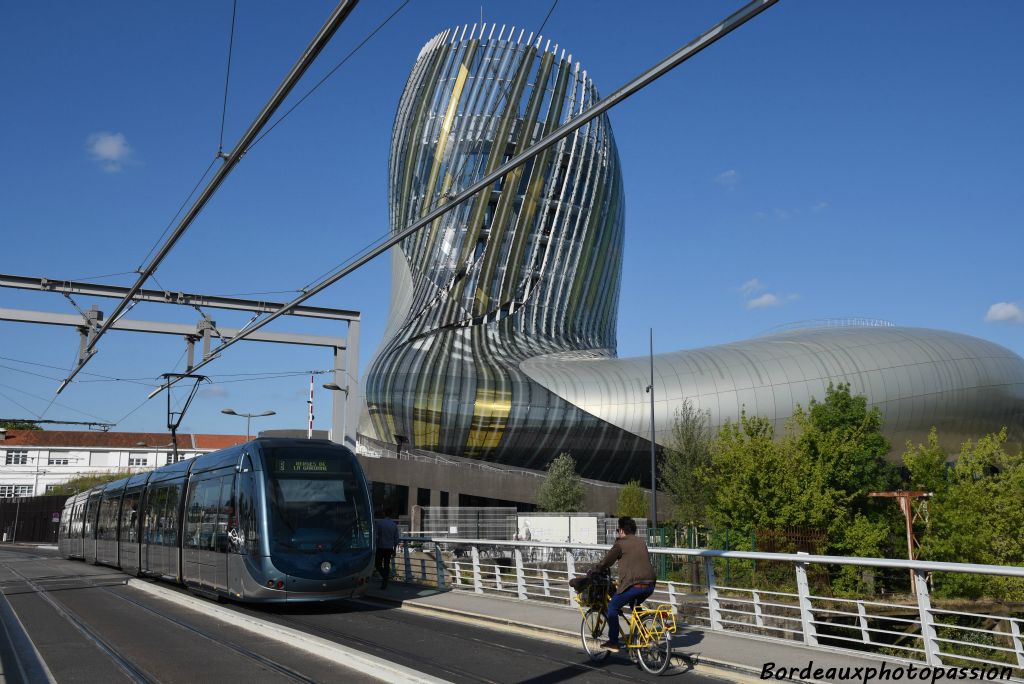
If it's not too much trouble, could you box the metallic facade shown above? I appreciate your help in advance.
[363,27,1024,482]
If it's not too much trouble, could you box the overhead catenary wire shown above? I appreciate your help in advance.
[152,0,778,395]
[0,390,41,419]
[218,0,239,157]
[244,0,413,153]
[136,156,220,272]
[0,382,113,423]
[56,0,361,396]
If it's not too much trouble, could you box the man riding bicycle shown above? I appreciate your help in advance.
[595,516,656,651]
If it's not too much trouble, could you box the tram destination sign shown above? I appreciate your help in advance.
[270,456,342,476]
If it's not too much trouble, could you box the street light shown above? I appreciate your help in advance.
[323,381,352,448]
[221,408,276,440]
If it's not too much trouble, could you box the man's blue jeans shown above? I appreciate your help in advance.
[607,583,655,644]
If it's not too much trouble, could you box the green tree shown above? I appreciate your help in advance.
[702,413,835,537]
[660,401,712,525]
[616,480,649,518]
[45,472,126,496]
[702,384,899,568]
[0,420,41,430]
[902,427,949,494]
[906,428,1024,600]
[537,453,584,512]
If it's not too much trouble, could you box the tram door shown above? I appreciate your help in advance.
[184,473,232,592]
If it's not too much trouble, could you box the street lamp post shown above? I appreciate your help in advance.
[221,408,276,440]
[322,382,349,447]
[645,328,658,532]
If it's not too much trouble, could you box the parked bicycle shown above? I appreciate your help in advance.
[572,571,676,675]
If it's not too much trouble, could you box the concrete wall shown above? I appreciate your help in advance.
[356,453,670,521]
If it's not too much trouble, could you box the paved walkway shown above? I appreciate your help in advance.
[365,583,900,683]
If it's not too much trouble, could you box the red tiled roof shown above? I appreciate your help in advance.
[194,434,249,449]
[0,430,246,450]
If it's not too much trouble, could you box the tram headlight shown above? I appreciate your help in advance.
[320,561,332,574]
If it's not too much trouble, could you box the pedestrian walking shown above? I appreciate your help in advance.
[374,509,400,590]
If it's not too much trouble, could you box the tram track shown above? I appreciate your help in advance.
[10,548,688,682]
[360,605,655,682]
[263,604,652,683]
[1,560,323,684]
[255,609,497,684]
[96,583,319,684]
[1,561,157,684]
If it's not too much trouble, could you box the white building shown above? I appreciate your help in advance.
[0,429,246,497]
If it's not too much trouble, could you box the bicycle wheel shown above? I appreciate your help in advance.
[636,614,672,675]
[580,608,610,661]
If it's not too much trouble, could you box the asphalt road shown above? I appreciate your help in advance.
[0,546,733,684]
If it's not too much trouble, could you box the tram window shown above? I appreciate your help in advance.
[98,496,119,541]
[75,503,85,537]
[214,476,233,552]
[186,479,220,550]
[84,498,99,539]
[184,482,203,549]
[120,492,140,543]
[144,487,167,544]
[162,483,182,547]
[236,464,259,555]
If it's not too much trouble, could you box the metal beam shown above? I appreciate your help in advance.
[0,307,344,348]
[0,273,360,322]
[165,0,779,387]
[57,0,359,393]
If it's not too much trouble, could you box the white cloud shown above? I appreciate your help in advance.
[984,302,1024,323]
[739,278,764,295]
[747,293,781,309]
[811,201,829,212]
[714,169,738,186]
[86,132,134,172]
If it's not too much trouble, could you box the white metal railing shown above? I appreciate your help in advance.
[393,537,1024,677]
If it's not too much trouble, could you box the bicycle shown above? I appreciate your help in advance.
[573,574,677,675]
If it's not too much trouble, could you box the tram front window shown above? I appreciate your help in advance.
[264,448,371,555]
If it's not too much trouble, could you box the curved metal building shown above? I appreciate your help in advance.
[363,26,1024,482]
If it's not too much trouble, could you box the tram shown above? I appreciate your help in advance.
[57,438,374,602]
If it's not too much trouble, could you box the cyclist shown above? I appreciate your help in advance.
[596,516,656,651]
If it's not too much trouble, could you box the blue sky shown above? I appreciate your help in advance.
[1,1,1021,436]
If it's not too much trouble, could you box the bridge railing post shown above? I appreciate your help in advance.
[565,551,576,606]
[471,545,483,594]
[434,542,446,589]
[794,555,818,647]
[514,548,526,600]
[914,568,942,665]
[403,542,412,583]
[703,557,723,631]
[1009,615,1024,668]
[752,590,764,628]
[857,601,870,644]
[494,563,502,592]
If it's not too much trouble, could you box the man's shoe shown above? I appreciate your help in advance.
[599,641,621,652]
